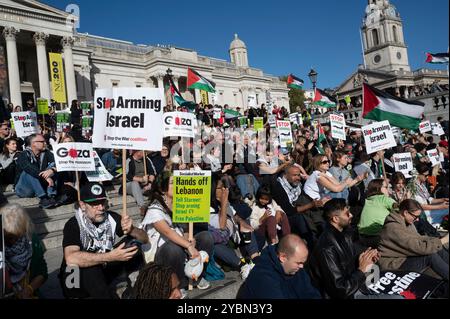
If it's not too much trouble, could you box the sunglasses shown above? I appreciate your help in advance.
[321,160,330,164]
[407,211,421,221]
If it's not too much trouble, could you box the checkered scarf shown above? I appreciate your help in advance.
[75,208,114,253]
[277,176,302,206]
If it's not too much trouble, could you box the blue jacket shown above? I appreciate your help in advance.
[237,244,322,299]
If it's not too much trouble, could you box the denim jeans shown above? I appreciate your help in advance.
[154,231,214,289]
[236,174,260,198]
[326,189,349,201]
[400,249,449,281]
[15,171,56,198]
[214,232,259,269]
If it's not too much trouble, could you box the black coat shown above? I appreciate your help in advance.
[15,148,55,185]
[308,224,367,299]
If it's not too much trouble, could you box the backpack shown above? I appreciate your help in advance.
[204,252,225,281]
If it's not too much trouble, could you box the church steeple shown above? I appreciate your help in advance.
[362,0,410,72]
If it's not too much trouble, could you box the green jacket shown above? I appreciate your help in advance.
[358,195,395,236]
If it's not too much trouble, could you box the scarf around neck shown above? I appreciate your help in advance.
[75,208,115,253]
[278,176,302,206]
[5,236,33,284]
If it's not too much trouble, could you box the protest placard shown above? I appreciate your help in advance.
[11,112,38,138]
[56,111,71,132]
[37,98,49,115]
[419,121,432,134]
[239,116,248,128]
[393,153,413,178]
[254,117,264,131]
[289,113,299,125]
[163,112,196,138]
[86,151,114,182]
[81,102,92,116]
[268,115,277,128]
[82,115,93,138]
[427,149,440,166]
[362,120,397,154]
[276,120,293,148]
[330,114,346,140]
[431,123,445,136]
[53,143,95,172]
[92,88,165,150]
[173,171,211,223]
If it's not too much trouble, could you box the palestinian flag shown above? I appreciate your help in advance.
[313,88,337,108]
[316,122,326,154]
[363,83,424,130]
[169,77,196,111]
[187,68,216,93]
[287,74,304,90]
[425,52,449,64]
[224,108,241,119]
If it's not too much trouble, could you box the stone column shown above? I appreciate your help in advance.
[155,73,164,89]
[3,27,21,106]
[33,32,51,100]
[61,36,77,103]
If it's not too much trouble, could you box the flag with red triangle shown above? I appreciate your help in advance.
[187,68,216,93]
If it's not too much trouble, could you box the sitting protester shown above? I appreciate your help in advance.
[124,150,156,216]
[133,262,182,299]
[237,234,321,299]
[15,134,58,209]
[378,199,449,281]
[1,204,48,299]
[250,187,291,245]
[140,171,213,297]
[0,137,20,186]
[308,198,402,299]
[358,179,397,248]
[59,183,148,299]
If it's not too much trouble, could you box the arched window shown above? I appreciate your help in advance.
[372,29,380,46]
[393,26,398,43]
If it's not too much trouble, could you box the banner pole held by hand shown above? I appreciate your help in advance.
[75,170,81,202]
[122,149,128,217]
[188,222,194,291]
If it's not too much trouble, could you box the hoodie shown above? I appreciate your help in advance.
[237,244,321,299]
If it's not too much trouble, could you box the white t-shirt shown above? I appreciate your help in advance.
[303,170,332,200]
[139,201,183,262]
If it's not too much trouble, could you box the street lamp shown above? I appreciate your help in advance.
[308,68,318,113]
[166,68,174,107]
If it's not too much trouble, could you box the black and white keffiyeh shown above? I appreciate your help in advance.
[75,208,115,253]
[5,236,32,284]
[277,176,302,206]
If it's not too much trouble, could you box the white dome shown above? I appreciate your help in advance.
[229,33,246,50]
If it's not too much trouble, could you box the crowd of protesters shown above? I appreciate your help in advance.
[0,97,449,299]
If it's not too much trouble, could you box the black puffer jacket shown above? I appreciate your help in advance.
[308,224,367,299]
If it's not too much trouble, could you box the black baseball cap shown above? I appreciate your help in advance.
[80,183,107,203]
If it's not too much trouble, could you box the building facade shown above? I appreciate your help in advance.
[334,0,449,123]
[0,0,289,110]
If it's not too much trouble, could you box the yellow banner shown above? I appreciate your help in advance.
[49,53,67,104]
[200,90,209,105]
[173,171,211,223]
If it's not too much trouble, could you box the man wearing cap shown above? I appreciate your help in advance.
[59,182,148,299]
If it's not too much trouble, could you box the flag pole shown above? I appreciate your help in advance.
[122,149,128,217]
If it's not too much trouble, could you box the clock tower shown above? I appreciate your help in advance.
[362,0,410,72]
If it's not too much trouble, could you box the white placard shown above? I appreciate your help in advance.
[163,112,196,138]
[92,88,165,150]
[53,143,95,172]
[86,151,114,182]
[248,94,257,108]
[289,113,299,125]
[362,120,397,154]
[392,153,413,178]
[431,123,445,136]
[330,114,346,140]
[419,121,432,134]
[268,115,277,128]
[276,120,293,148]
[427,149,440,166]
[11,112,38,138]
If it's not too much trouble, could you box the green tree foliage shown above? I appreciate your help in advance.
[280,75,306,113]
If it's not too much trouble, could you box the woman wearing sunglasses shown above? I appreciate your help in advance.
[378,199,449,281]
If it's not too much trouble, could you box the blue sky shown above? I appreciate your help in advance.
[43,0,449,89]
